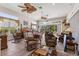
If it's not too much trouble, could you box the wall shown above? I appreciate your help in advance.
[69,10,79,43]
[67,4,79,21]
[66,4,79,43]
[18,13,37,29]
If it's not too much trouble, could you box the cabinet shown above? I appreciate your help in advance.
[0,34,7,50]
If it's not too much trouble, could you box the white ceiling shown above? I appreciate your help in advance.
[0,3,75,20]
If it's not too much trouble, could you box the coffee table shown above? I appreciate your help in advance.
[32,48,48,56]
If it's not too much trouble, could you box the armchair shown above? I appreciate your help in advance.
[59,33,64,43]
[46,37,57,47]
[26,37,38,51]
[12,32,22,43]
[50,49,57,56]
[45,32,57,48]
[25,32,38,51]
[65,40,76,53]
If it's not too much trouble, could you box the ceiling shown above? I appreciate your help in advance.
[0,3,76,20]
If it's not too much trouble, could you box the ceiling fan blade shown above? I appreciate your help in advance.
[31,6,37,11]
[21,9,27,12]
[18,3,37,13]
[24,3,31,7]
[18,5,25,8]
[62,19,66,23]
[27,10,33,13]
[26,6,37,13]
[41,16,47,19]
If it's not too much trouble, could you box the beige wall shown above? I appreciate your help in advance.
[69,10,79,43]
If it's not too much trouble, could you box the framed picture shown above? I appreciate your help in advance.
[23,21,28,25]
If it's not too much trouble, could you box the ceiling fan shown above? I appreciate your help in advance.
[18,3,37,13]
[62,19,66,24]
[41,16,47,19]
[62,19,70,26]
[38,6,48,20]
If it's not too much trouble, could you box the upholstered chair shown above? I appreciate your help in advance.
[45,32,57,48]
[65,40,76,53]
[25,32,38,51]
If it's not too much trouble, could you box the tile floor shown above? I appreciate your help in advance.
[1,33,78,56]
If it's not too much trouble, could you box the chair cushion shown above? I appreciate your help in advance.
[28,41,37,45]
[67,45,75,50]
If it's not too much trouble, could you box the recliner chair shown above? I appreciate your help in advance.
[25,32,38,51]
[65,40,76,53]
[45,31,57,48]
[26,37,37,51]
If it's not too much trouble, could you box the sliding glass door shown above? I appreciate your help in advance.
[0,17,19,33]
